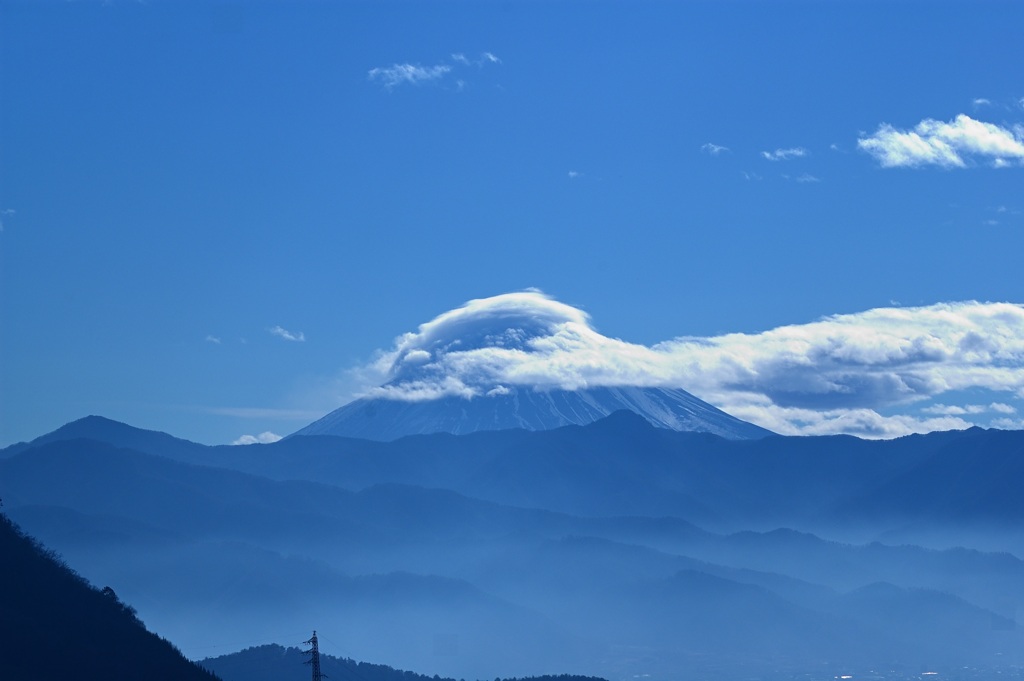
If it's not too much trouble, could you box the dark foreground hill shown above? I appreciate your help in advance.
[0,511,219,681]
[202,644,608,681]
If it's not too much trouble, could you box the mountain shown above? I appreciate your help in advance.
[6,416,1024,679]
[293,385,772,441]
[0,414,214,463]
[8,412,1013,533]
[289,293,773,441]
[201,644,609,681]
[0,512,219,681]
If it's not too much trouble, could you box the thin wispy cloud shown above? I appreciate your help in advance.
[269,325,305,342]
[369,52,500,91]
[795,173,820,183]
[858,113,1024,168]
[701,143,730,155]
[761,147,807,161]
[368,63,452,90]
[567,170,581,179]
[205,335,222,345]
[0,208,14,232]
[451,52,501,66]
[353,291,1024,439]
[972,98,992,107]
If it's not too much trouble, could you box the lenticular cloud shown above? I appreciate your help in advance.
[360,291,1024,438]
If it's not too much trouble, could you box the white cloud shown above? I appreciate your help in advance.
[920,403,1013,416]
[795,174,820,183]
[723,400,972,438]
[701,143,730,155]
[761,147,807,161]
[370,52,500,90]
[567,170,581,179]
[205,335,222,344]
[973,98,992,107]
[269,325,305,342]
[451,52,501,66]
[858,114,1024,168]
[232,431,283,446]
[921,404,967,416]
[351,292,1024,439]
[368,63,452,90]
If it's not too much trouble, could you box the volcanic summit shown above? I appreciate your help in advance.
[293,292,772,441]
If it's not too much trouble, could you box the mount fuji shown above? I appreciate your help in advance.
[293,292,772,441]
[293,384,771,441]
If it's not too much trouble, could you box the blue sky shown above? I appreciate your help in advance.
[2,1,1023,445]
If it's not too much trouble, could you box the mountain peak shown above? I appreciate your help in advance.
[293,384,771,442]
[293,293,773,442]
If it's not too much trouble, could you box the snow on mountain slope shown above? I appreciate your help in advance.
[293,292,773,441]
[293,385,771,441]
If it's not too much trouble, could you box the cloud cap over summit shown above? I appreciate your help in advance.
[372,291,657,398]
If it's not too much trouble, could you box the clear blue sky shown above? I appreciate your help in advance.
[2,1,1023,445]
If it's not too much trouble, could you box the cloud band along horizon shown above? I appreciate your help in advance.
[350,291,1024,439]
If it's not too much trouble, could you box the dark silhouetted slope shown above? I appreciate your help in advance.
[0,512,219,681]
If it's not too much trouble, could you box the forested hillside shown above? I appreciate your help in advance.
[0,510,220,681]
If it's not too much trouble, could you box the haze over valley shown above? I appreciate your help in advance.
[5,401,1024,679]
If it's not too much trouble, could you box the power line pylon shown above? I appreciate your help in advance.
[304,630,327,681]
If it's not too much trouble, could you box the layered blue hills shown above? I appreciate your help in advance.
[4,413,1024,680]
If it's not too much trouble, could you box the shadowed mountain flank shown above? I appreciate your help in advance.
[0,512,220,681]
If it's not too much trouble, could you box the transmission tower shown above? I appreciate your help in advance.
[304,630,327,681]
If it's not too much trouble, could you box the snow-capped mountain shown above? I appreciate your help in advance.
[293,292,774,441]
[293,385,771,441]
